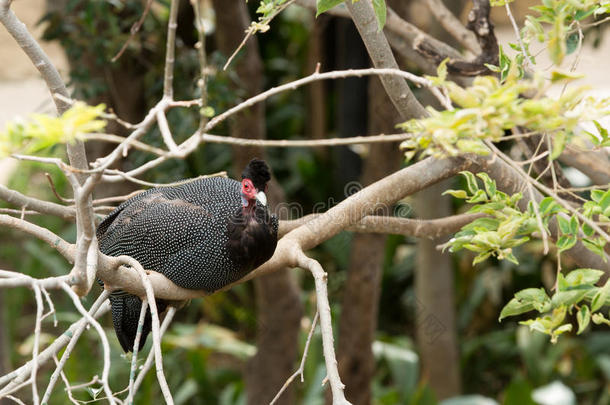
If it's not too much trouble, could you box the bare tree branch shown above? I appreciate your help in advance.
[279,213,484,239]
[425,0,481,54]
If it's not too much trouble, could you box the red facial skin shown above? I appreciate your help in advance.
[241,178,258,207]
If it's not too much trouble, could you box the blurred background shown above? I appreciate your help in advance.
[1,0,610,404]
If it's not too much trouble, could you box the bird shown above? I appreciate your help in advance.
[96,158,278,352]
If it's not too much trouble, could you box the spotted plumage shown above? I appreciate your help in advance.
[97,159,278,352]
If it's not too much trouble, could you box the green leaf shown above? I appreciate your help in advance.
[516,288,552,312]
[316,0,343,16]
[574,7,596,21]
[436,59,449,82]
[550,131,566,160]
[557,216,571,235]
[467,189,488,204]
[371,0,386,31]
[500,298,535,321]
[591,189,605,203]
[551,323,573,343]
[456,139,489,155]
[473,251,492,265]
[201,106,215,118]
[591,280,610,312]
[500,288,550,320]
[565,33,579,55]
[460,171,479,194]
[569,215,579,234]
[591,289,608,312]
[599,189,610,211]
[594,120,609,141]
[443,189,468,199]
[539,197,562,216]
[577,305,591,334]
[592,312,610,326]
[583,223,595,237]
[548,13,566,65]
[582,237,607,259]
[565,268,605,286]
[556,235,577,252]
[550,70,584,83]
[552,287,590,307]
[476,172,497,197]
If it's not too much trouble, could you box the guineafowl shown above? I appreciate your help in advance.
[97,158,278,352]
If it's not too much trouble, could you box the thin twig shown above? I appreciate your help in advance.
[505,2,534,68]
[30,285,43,405]
[60,284,115,404]
[111,0,154,62]
[52,355,79,405]
[126,299,149,405]
[269,311,319,405]
[156,110,181,155]
[223,0,295,70]
[295,250,351,405]
[163,0,179,99]
[122,256,173,404]
[132,307,176,394]
[0,293,110,395]
[191,0,208,131]
[45,173,73,203]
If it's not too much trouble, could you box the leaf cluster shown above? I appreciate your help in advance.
[399,61,610,161]
[500,268,610,343]
[518,0,610,65]
[0,102,106,158]
[443,171,548,265]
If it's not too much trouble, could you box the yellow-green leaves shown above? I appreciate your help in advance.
[0,102,106,158]
[502,268,608,343]
[371,0,386,31]
[548,11,567,65]
[521,0,603,66]
[442,172,544,266]
[398,66,610,162]
[499,288,551,321]
[316,0,343,16]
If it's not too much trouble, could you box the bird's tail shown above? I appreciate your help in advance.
[109,292,166,352]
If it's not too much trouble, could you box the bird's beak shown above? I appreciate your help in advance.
[256,191,267,206]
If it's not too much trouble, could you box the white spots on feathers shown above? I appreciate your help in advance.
[97,177,277,292]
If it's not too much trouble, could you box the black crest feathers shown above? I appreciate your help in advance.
[242,158,271,191]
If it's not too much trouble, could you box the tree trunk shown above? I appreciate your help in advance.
[336,77,402,405]
[414,182,461,399]
[212,2,303,404]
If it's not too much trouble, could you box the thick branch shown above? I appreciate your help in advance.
[344,0,427,120]
[425,0,480,54]
[295,250,350,405]
[0,215,74,262]
[295,0,463,61]
[279,213,483,239]
[560,145,610,185]
[0,184,74,220]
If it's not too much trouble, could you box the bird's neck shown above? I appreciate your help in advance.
[241,200,256,215]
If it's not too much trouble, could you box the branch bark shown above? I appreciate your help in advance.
[425,0,480,54]
[344,0,427,120]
